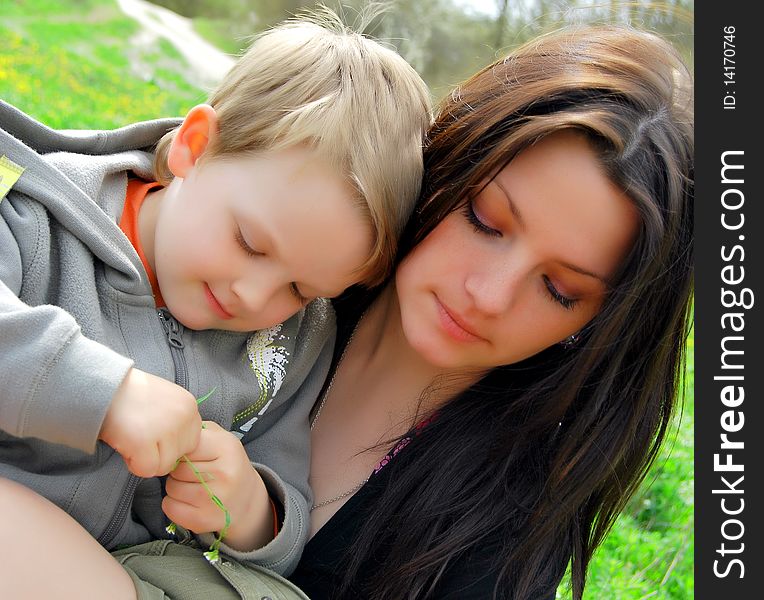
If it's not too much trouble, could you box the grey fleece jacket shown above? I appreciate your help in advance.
[0,100,331,575]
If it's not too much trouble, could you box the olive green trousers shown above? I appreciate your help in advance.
[113,540,310,600]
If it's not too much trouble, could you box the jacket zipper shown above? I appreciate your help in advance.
[157,308,189,389]
[97,308,189,547]
[96,474,141,546]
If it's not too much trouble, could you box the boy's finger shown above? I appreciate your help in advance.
[180,443,218,463]
[162,496,221,534]
[165,478,216,506]
[200,420,224,433]
[169,461,217,483]
[123,445,160,478]
[181,425,233,462]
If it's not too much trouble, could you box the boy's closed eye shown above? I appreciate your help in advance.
[235,225,310,303]
[234,226,264,258]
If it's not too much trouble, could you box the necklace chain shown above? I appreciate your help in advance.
[309,478,369,512]
[309,313,368,512]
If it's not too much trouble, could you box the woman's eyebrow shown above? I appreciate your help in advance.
[492,180,608,284]
[558,260,607,284]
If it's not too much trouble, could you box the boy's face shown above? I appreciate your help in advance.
[144,146,372,331]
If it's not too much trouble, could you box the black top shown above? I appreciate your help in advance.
[288,441,508,599]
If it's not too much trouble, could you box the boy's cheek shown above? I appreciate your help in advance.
[181,229,231,267]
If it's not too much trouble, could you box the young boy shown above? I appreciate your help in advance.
[0,10,431,587]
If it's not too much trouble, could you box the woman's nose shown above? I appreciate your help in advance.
[464,261,523,316]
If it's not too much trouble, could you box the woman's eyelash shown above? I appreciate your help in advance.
[290,283,308,305]
[234,228,262,257]
[462,202,501,237]
[543,276,577,310]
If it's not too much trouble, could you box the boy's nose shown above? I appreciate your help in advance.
[231,276,279,315]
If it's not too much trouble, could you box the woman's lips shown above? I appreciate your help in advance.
[204,284,234,320]
[434,296,484,342]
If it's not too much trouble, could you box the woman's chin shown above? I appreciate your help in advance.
[406,330,472,370]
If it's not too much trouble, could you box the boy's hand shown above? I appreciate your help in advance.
[99,368,202,478]
[162,421,275,552]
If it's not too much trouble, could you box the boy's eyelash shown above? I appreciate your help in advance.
[234,227,262,257]
[290,283,308,305]
[462,202,501,237]
[543,276,577,310]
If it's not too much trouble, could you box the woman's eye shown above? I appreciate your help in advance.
[234,227,263,257]
[462,201,501,237]
[543,276,578,310]
[290,282,308,305]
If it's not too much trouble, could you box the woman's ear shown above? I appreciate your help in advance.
[166,104,219,178]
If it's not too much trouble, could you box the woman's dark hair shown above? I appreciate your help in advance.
[338,25,693,599]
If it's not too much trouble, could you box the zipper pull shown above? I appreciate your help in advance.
[158,308,184,349]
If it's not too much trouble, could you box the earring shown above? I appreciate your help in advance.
[560,332,580,348]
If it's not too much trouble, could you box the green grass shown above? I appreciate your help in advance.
[0,0,103,16]
[2,2,694,596]
[0,0,206,128]
[193,17,250,56]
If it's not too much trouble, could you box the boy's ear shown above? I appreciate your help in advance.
[166,104,219,178]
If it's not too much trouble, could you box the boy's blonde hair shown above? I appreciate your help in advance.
[154,8,432,287]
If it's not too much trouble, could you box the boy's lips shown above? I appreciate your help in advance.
[204,284,234,320]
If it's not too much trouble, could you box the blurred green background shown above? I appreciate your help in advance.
[0,1,694,597]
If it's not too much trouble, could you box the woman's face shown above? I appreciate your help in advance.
[395,131,639,370]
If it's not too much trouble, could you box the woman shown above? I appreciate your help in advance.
[290,24,693,600]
